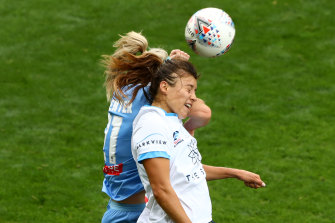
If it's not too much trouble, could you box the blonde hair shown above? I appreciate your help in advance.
[102,31,168,102]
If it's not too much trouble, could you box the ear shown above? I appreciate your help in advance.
[159,81,169,95]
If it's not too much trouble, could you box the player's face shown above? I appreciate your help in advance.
[166,73,197,119]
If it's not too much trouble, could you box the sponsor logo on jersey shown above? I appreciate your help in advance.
[135,139,167,150]
[187,139,201,164]
[103,164,123,175]
[186,167,206,182]
[173,131,184,147]
[185,139,205,182]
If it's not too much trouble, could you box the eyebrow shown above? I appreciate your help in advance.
[185,84,197,91]
[185,84,195,88]
[179,77,197,90]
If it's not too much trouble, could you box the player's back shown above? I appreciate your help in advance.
[102,85,150,201]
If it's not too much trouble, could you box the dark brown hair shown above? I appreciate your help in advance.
[149,59,199,103]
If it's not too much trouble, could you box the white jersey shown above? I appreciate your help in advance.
[131,106,212,223]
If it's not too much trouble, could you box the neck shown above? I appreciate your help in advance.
[152,100,171,113]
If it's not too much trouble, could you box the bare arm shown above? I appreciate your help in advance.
[142,158,192,223]
[202,164,266,189]
[184,99,212,136]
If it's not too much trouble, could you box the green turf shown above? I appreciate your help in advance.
[1,0,334,222]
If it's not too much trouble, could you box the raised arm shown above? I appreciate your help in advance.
[202,164,266,189]
[184,99,212,136]
[142,158,192,223]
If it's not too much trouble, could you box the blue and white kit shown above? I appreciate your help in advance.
[131,106,212,223]
[102,85,150,201]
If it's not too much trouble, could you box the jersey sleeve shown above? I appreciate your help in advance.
[132,111,171,164]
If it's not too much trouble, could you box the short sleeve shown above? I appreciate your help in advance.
[132,110,171,164]
[138,151,170,164]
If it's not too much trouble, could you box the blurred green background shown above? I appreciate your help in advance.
[1,0,334,222]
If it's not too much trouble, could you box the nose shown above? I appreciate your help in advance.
[190,91,197,102]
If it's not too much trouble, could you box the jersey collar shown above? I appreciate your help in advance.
[144,105,178,117]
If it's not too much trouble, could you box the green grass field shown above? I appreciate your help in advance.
[1,0,334,222]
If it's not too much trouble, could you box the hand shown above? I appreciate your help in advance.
[169,49,190,61]
[238,170,266,189]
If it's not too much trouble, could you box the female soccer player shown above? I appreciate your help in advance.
[101,32,211,223]
[131,59,266,222]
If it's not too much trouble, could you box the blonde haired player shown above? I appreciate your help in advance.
[101,32,211,223]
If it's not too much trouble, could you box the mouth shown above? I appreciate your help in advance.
[185,103,192,110]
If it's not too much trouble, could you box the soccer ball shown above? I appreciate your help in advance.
[185,8,235,57]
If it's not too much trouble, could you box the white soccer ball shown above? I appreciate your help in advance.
[185,7,235,57]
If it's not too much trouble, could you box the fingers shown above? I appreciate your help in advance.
[244,181,265,189]
[245,181,256,189]
[243,174,266,189]
[169,49,190,61]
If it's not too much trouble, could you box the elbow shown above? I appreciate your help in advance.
[151,184,172,202]
[200,105,212,125]
[194,99,211,120]
[193,104,212,126]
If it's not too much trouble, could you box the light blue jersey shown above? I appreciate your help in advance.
[102,85,150,201]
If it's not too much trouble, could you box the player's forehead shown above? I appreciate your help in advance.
[177,72,197,89]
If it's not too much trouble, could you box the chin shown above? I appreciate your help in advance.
[178,112,188,120]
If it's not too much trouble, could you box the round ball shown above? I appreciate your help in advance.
[185,8,235,57]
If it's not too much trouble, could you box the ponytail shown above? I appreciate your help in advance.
[112,31,148,59]
[102,31,168,103]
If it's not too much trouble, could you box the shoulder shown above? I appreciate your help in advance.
[131,107,172,163]
[134,106,165,126]
[132,106,170,144]
[108,85,150,115]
